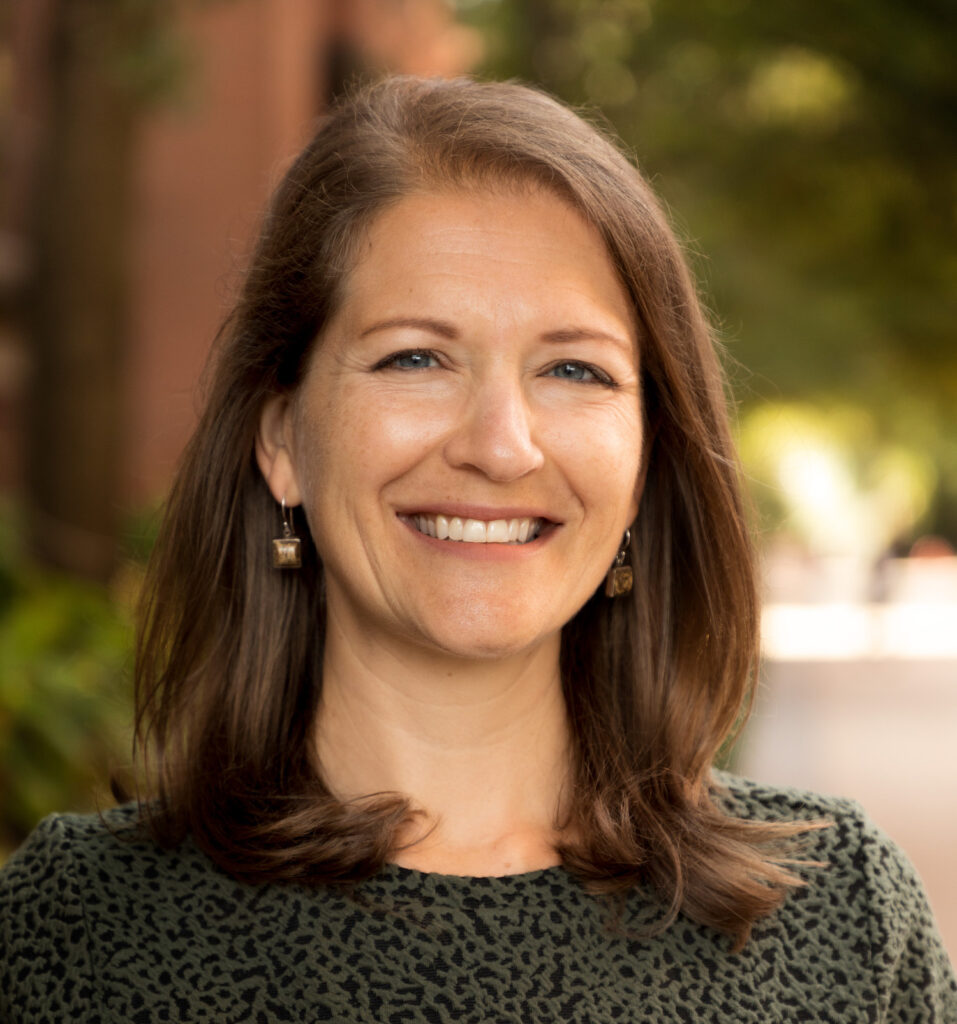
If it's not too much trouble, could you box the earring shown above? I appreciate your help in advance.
[272,496,301,569]
[604,528,633,597]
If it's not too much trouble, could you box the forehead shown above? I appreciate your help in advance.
[332,186,636,336]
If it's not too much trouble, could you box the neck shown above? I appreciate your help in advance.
[315,609,571,876]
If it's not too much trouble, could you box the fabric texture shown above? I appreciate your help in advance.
[1,774,955,1022]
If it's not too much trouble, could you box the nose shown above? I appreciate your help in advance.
[443,376,545,482]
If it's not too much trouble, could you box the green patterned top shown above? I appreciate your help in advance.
[2,774,955,1022]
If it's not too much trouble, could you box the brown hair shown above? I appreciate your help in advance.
[135,76,815,949]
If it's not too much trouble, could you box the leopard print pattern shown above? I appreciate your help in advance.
[2,775,955,1022]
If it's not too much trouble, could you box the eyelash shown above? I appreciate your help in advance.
[544,361,617,387]
[372,349,618,388]
[372,349,439,372]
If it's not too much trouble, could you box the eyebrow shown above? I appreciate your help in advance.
[358,317,634,354]
[539,326,634,354]
[359,317,458,339]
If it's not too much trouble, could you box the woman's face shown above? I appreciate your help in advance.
[260,186,644,662]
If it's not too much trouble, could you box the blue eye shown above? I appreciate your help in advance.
[546,361,614,385]
[375,350,437,371]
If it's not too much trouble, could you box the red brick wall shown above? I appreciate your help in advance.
[124,0,332,502]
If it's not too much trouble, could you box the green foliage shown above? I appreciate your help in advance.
[0,523,137,859]
[738,401,938,553]
[459,0,957,541]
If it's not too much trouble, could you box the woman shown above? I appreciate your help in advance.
[2,76,954,1021]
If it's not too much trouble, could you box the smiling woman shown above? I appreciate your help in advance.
[2,77,954,1022]
[256,188,643,668]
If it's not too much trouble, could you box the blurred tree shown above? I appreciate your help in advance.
[0,515,137,854]
[0,1,185,850]
[460,0,957,539]
[10,1,183,582]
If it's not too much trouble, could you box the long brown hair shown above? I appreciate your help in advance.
[135,76,816,949]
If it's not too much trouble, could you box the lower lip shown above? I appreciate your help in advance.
[398,517,556,560]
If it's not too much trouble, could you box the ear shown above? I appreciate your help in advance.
[255,394,302,506]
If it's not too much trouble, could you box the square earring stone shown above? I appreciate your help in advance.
[604,565,633,598]
[272,537,302,569]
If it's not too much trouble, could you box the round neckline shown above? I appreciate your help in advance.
[359,860,576,904]
[383,860,567,884]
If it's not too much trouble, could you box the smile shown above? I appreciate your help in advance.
[406,514,545,544]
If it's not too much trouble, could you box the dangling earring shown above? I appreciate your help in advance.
[272,496,301,569]
[604,528,633,597]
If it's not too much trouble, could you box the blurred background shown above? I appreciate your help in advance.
[1,0,954,958]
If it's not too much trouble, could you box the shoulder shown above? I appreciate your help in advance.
[712,770,931,904]
[0,804,186,905]
[0,804,240,925]
[0,805,219,1022]
[711,769,927,907]
[712,772,957,1020]
[711,768,860,822]
[0,809,126,1021]
[2,803,142,868]
[1,806,140,929]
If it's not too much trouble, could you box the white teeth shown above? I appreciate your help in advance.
[487,519,509,543]
[410,514,544,544]
[463,518,487,543]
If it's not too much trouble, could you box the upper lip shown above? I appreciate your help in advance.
[394,504,561,523]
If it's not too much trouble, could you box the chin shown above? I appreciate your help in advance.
[436,636,542,661]
[411,610,562,663]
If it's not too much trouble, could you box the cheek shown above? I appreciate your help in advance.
[367,393,453,455]
[541,405,643,512]
[296,387,453,501]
